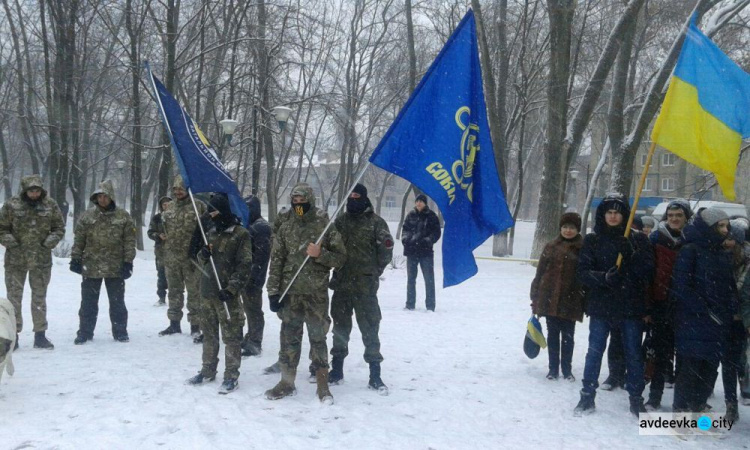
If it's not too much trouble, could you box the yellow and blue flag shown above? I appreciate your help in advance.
[652,18,750,200]
[146,64,249,226]
[369,10,514,287]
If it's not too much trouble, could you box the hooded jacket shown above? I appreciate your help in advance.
[0,175,65,269]
[576,197,654,319]
[72,180,136,278]
[162,175,207,263]
[245,196,272,290]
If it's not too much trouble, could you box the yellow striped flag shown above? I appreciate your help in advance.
[651,19,750,200]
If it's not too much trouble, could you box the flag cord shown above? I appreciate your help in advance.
[278,161,372,305]
[617,140,657,269]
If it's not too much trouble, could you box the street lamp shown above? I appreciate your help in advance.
[219,118,239,144]
[271,105,293,131]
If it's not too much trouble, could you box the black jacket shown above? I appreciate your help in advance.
[402,206,441,258]
[246,196,271,290]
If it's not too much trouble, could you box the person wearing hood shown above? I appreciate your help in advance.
[573,193,654,416]
[70,180,136,344]
[147,196,172,306]
[159,175,207,338]
[671,207,739,413]
[402,194,441,311]
[264,183,346,404]
[186,193,252,394]
[0,175,65,350]
[240,195,272,357]
[328,184,393,393]
[643,199,691,410]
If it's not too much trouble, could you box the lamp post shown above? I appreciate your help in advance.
[115,160,127,207]
[568,169,580,212]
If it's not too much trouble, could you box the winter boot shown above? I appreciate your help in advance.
[645,393,662,411]
[263,361,281,375]
[308,366,317,384]
[33,331,54,350]
[316,368,334,404]
[573,392,596,416]
[328,356,344,385]
[74,332,91,345]
[629,396,647,416]
[193,333,204,344]
[186,372,216,385]
[368,362,389,395]
[725,401,739,423]
[159,320,181,336]
[265,365,297,400]
[114,334,129,343]
[546,369,559,380]
[190,324,200,337]
[219,378,239,395]
[13,334,18,351]
[600,375,622,391]
[563,374,576,382]
[154,297,166,306]
[241,342,261,357]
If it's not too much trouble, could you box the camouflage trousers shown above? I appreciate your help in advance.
[331,291,384,364]
[278,293,331,372]
[242,286,265,348]
[5,265,51,333]
[199,293,245,380]
[165,258,201,324]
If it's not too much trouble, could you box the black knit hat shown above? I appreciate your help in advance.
[415,194,428,204]
[352,183,368,199]
[632,215,644,231]
[208,193,232,217]
[559,212,582,232]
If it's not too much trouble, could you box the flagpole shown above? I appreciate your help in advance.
[617,140,657,269]
[278,161,371,305]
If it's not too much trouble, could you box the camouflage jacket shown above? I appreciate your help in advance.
[0,175,65,268]
[162,197,206,264]
[197,221,252,298]
[72,182,137,278]
[147,213,167,265]
[330,208,393,294]
[267,206,346,296]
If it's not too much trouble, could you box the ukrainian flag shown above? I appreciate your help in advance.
[652,20,750,200]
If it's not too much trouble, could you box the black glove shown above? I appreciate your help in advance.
[121,262,133,280]
[199,245,212,259]
[605,266,622,286]
[218,289,234,303]
[269,294,283,312]
[70,259,83,274]
[616,236,635,259]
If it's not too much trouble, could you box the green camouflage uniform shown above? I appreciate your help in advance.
[330,207,393,363]
[0,175,65,332]
[267,184,346,377]
[197,221,252,381]
[162,176,206,325]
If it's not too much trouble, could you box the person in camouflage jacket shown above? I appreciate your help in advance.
[265,183,346,404]
[70,180,136,344]
[159,175,207,337]
[329,184,393,394]
[147,196,172,306]
[0,174,65,350]
[186,193,252,394]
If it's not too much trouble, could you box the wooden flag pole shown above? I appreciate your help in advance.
[617,140,658,268]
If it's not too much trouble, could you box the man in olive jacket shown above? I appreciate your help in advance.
[265,183,347,404]
[70,180,136,344]
[329,184,393,393]
[0,174,65,350]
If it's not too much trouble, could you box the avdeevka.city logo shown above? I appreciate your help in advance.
[697,415,712,431]
[426,107,479,205]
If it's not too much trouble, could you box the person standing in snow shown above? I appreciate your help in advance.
[70,180,136,344]
[240,195,272,357]
[147,196,172,306]
[402,194,441,311]
[329,184,393,393]
[186,193,252,394]
[159,175,206,338]
[643,199,691,411]
[574,194,654,416]
[530,212,585,382]
[264,183,346,404]
[0,175,65,350]
[671,207,738,413]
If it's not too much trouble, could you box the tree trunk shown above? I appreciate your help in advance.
[127,0,144,250]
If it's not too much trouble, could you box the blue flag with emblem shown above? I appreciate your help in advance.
[369,10,513,287]
[146,63,249,226]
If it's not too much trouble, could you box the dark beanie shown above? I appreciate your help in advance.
[415,194,428,204]
[559,212,581,232]
[352,183,368,199]
[208,193,232,217]
[663,199,693,221]
[632,215,644,231]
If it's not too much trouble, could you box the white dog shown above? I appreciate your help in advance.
[0,297,16,383]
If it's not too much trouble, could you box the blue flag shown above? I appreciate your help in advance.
[147,64,249,226]
[369,10,513,287]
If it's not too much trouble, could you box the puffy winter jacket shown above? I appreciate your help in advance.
[402,206,441,258]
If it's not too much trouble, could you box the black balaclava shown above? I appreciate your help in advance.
[347,183,371,215]
[209,193,235,232]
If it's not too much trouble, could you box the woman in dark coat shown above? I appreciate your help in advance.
[530,212,585,381]
[672,207,739,413]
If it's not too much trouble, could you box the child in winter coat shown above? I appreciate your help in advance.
[530,213,586,381]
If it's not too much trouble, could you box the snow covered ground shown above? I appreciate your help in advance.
[1,220,745,449]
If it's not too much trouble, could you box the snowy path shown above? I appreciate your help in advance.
[1,221,744,449]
